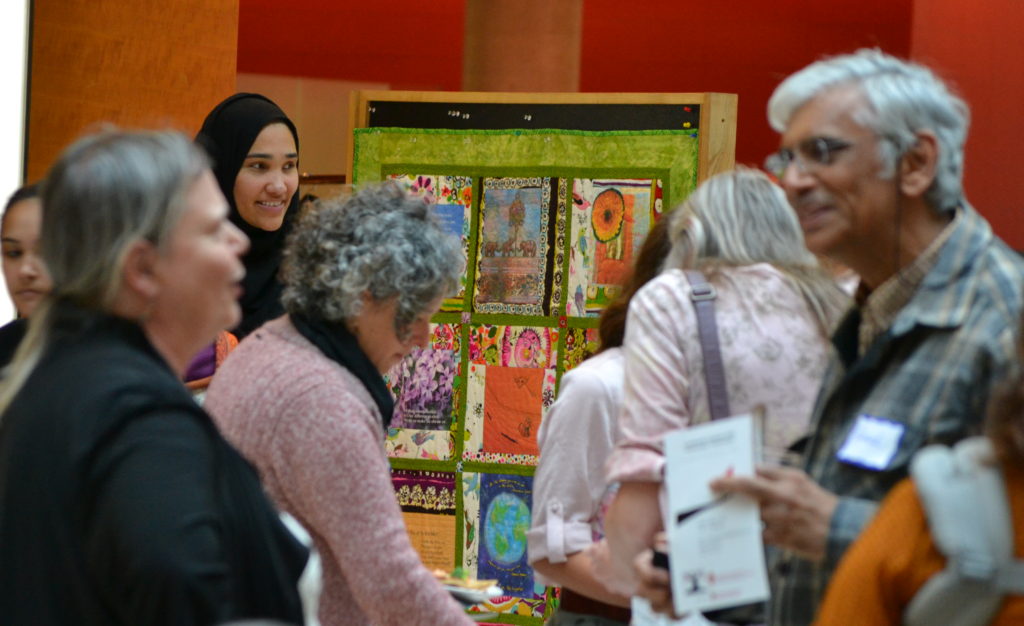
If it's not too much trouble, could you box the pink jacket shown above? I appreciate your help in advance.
[206,316,472,626]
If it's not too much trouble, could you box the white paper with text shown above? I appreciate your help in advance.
[664,414,769,616]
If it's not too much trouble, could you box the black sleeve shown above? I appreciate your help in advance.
[83,408,231,626]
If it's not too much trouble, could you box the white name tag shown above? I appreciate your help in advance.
[836,414,905,470]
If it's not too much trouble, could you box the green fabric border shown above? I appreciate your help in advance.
[430,312,464,324]
[454,321,470,571]
[455,467,464,584]
[456,321,470,470]
[458,313,557,328]
[353,127,699,212]
[388,458,458,473]
[384,164,669,179]
[461,462,537,477]
[565,317,601,329]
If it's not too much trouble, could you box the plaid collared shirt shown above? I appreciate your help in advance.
[769,206,1024,626]
[855,211,959,356]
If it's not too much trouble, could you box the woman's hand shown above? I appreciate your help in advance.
[633,533,676,617]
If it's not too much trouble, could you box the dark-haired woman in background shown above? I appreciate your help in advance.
[187,93,300,391]
[196,93,299,338]
[0,183,51,366]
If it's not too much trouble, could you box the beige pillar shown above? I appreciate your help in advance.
[462,0,582,92]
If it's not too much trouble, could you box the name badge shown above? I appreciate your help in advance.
[836,414,905,470]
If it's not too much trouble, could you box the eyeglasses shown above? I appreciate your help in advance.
[763,136,854,180]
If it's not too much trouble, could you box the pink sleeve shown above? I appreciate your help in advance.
[269,383,473,625]
[607,276,694,484]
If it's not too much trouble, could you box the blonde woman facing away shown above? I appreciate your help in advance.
[603,167,848,620]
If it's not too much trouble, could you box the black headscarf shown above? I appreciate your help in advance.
[196,93,300,339]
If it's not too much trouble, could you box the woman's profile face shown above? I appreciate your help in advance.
[352,293,445,374]
[151,170,249,343]
[232,122,298,232]
[1,197,52,317]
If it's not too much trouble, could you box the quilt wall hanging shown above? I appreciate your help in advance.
[350,92,737,625]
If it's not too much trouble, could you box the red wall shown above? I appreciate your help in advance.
[578,0,912,169]
[237,0,466,91]
[239,1,1024,246]
[239,1,910,169]
[910,0,1024,248]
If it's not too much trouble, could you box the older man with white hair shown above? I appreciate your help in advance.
[710,49,1024,624]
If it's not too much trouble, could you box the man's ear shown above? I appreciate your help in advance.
[899,130,939,199]
[120,239,161,303]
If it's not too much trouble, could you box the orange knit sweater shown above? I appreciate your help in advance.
[814,465,1024,624]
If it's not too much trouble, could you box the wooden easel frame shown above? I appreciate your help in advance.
[347,90,737,183]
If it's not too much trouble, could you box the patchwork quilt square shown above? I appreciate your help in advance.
[392,469,457,572]
[388,174,474,311]
[566,178,662,317]
[473,177,554,316]
[461,472,546,618]
[463,324,558,465]
[385,323,461,460]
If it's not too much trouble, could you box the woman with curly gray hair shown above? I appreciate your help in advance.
[205,183,475,626]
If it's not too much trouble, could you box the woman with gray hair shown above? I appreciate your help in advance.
[0,130,307,624]
[599,167,848,618]
[205,183,475,626]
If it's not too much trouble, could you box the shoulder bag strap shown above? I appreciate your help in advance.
[683,270,731,421]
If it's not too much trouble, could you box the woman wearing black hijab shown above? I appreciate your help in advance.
[196,93,300,340]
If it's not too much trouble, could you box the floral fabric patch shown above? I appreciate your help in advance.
[385,323,461,460]
[567,178,663,317]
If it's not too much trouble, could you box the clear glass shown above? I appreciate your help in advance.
[763,136,853,179]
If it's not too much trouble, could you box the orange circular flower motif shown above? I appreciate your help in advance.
[591,189,625,243]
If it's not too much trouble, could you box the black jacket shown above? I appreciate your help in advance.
[0,304,306,625]
[0,318,27,369]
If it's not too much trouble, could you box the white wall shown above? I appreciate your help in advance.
[0,1,31,324]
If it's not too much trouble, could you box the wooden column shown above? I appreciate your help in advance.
[27,0,239,182]
[462,0,582,92]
